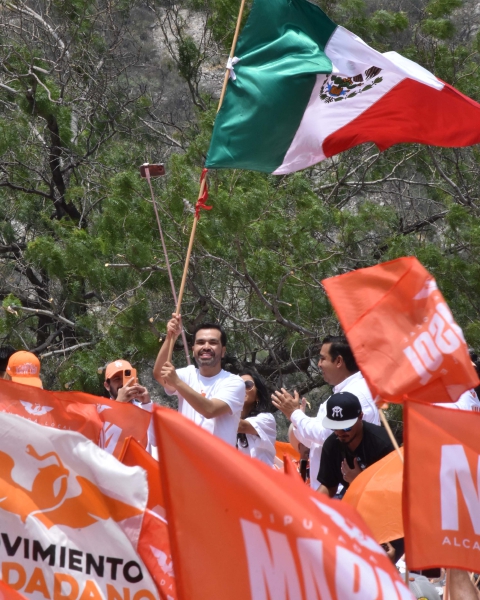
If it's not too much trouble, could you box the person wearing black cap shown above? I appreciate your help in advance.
[317,391,394,497]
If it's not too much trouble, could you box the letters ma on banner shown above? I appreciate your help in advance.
[322,257,479,404]
[154,407,413,600]
[404,402,480,571]
[0,413,159,600]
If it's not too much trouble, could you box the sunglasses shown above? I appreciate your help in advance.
[237,433,249,448]
[341,425,354,432]
[244,380,255,390]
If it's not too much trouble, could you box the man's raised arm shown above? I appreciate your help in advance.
[153,314,181,388]
[161,361,232,419]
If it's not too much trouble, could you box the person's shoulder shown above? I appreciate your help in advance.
[253,411,276,424]
[176,364,197,380]
[363,421,393,444]
[178,365,196,375]
[343,372,373,398]
[218,370,243,385]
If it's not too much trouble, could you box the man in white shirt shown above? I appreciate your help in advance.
[153,316,244,446]
[272,335,379,490]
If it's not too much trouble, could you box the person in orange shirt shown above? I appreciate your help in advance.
[6,351,43,388]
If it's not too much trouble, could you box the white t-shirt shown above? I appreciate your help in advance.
[237,412,277,467]
[290,371,379,490]
[166,365,244,446]
[435,389,480,412]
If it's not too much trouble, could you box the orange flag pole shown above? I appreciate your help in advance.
[167,0,247,361]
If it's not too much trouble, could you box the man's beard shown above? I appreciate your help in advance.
[196,351,220,367]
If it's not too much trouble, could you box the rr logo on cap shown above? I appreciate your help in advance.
[332,406,343,417]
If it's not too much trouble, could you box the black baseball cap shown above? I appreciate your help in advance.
[322,392,362,430]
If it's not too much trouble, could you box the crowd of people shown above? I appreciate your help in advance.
[1,315,480,598]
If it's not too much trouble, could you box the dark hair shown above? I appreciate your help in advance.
[239,368,277,415]
[192,322,227,347]
[0,346,16,372]
[321,335,358,373]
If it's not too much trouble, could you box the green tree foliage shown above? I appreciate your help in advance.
[1,0,480,438]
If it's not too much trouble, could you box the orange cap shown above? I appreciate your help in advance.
[7,351,42,388]
[105,359,133,381]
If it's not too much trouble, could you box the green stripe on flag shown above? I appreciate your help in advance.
[206,0,336,173]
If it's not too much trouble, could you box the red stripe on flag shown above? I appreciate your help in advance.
[324,78,480,156]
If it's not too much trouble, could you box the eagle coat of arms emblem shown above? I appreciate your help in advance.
[320,66,383,103]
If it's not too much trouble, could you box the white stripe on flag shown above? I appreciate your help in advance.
[273,27,444,174]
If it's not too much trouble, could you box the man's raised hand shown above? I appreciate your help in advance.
[116,378,150,404]
[166,313,182,339]
[160,361,180,390]
[271,388,301,420]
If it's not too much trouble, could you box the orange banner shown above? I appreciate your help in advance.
[0,412,159,600]
[344,448,404,545]
[404,401,480,570]
[0,579,29,600]
[0,380,150,458]
[0,380,102,442]
[154,407,412,600]
[323,257,478,403]
[120,436,176,600]
[275,441,300,461]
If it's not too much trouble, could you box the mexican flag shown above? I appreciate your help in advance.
[206,0,480,174]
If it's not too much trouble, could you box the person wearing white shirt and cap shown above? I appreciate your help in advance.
[271,335,379,491]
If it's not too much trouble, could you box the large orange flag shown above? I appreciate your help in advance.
[0,412,159,600]
[0,380,150,458]
[322,257,478,403]
[154,407,413,600]
[404,401,480,571]
[343,448,404,545]
[119,437,176,600]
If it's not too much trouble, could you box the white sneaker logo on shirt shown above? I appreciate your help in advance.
[332,406,343,418]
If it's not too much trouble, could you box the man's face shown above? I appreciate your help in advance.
[334,417,362,444]
[105,373,123,400]
[318,343,341,385]
[193,328,225,369]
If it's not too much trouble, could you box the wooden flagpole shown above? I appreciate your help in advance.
[167,0,248,361]
[379,407,403,462]
[144,166,191,365]
[217,0,248,113]
[167,177,207,361]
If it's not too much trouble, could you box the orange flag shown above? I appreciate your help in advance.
[0,412,159,600]
[404,401,480,571]
[323,257,478,403]
[275,441,300,462]
[57,390,150,458]
[0,380,150,458]
[0,580,28,600]
[154,407,413,600]
[0,380,102,442]
[119,436,176,600]
[343,448,404,545]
